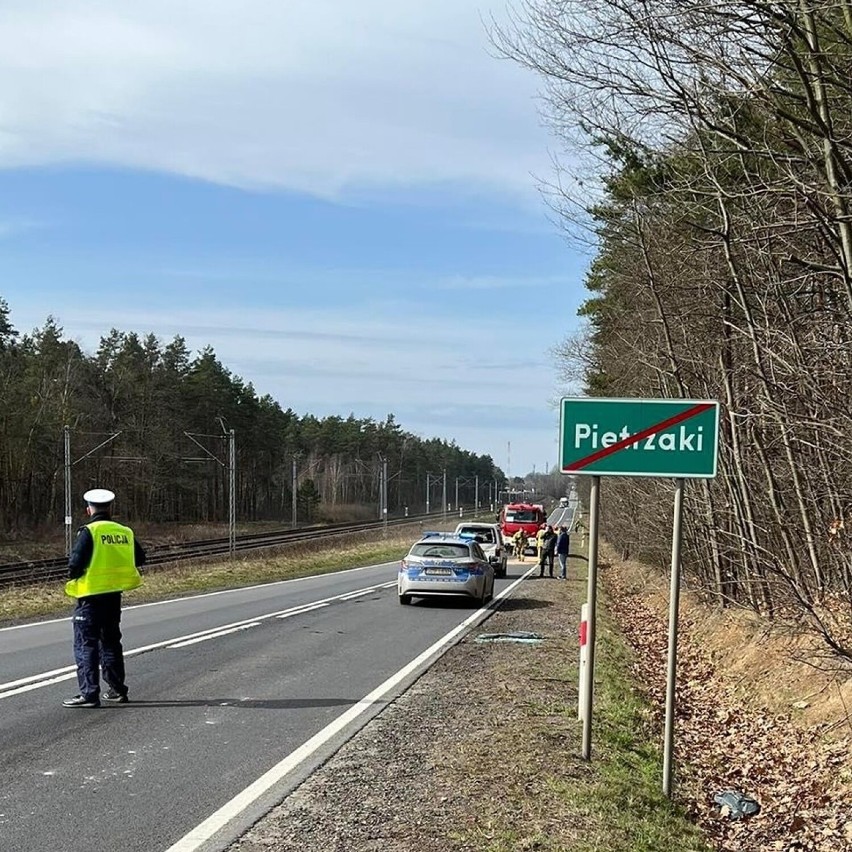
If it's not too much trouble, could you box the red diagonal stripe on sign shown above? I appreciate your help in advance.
[563,402,715,472]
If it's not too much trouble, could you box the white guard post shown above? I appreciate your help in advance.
[578,602,589,721]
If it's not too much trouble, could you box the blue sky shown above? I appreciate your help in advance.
[0,0,591,478]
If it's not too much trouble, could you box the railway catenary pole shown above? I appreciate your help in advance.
[64,426,72,555]
[581,475,601,761]
[442,469,447,523]
[291,457,298,528]
[382,455,388,535]
[228,429,236,558]
[64,426,124,556]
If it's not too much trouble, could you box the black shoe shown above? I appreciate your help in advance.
[63,694,100,708]
[102,688,129,703]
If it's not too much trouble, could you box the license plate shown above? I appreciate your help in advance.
[425,568,453,575]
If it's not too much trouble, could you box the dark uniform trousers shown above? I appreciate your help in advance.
[73,592,126,700]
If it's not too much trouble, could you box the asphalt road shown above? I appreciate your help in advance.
[0,560,523,852]
[548,499,578,530]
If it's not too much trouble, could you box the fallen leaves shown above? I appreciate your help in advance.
[601,557,852,851]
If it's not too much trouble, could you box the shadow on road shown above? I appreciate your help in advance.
[115,697,369,710]
[411,597,485,610]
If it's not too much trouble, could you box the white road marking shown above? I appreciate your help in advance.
[276,602,329,619]
[339,589,373,600]
[163,572,529,852]
[167,623,262,649]
[0,562,401,633]
[0,581,396,700]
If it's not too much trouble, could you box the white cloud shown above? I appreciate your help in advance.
[0,0,549,199]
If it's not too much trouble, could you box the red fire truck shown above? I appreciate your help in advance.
[499,502,547,555]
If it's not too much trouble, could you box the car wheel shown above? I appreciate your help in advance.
[399,594,412,606]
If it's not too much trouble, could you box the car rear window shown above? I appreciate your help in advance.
[410,543,471,559]
[458,527,496,543]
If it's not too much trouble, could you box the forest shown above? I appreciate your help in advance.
[0,298,503,532]
[498,1,852,658]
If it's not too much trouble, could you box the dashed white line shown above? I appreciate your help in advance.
[168,623,262,649]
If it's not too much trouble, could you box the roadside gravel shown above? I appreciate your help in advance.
[229,561,592,852]
[229,548,852,852]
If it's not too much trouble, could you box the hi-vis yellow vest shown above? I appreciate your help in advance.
[65,520,143,598]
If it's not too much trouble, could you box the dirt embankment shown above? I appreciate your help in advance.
[604,552,852,851]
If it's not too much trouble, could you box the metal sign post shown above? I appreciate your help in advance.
[581,475,600,760]
[663,478,685,796]
[560,397,719,787]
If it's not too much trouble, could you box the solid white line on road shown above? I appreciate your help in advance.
[339,589,373,600]
[163,572,529,852]
[275,603,329,619]
[0,581,397,700]
[167,623,262,649]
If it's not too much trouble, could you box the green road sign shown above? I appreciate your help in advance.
[560,398,719,478]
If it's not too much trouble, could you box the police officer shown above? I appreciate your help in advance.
[62,488,146,708]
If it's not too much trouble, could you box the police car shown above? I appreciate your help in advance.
[398,532,495,606]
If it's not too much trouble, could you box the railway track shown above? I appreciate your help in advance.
[0,513,440,589]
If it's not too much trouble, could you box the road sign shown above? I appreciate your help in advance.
[560,397,719,478]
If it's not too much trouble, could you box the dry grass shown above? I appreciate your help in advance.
[604,545,852,736]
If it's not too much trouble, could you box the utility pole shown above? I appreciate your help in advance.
[475,475,479,512]
[455,477,460,514]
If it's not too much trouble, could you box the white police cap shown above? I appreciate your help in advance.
[83,488,115,505]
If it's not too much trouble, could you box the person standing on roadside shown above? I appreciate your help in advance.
[538,525,557,578]
[535,523,547,560]
[512,527,528,562]
[556,525,571,579]
[62,488,146,709]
